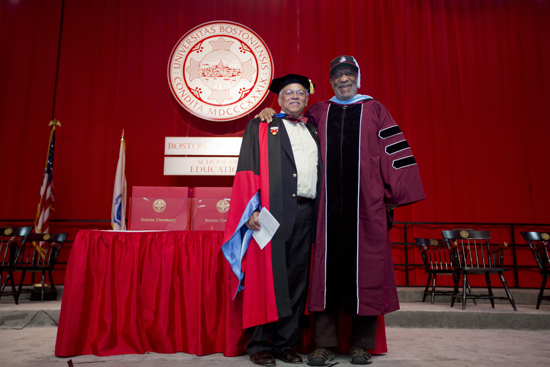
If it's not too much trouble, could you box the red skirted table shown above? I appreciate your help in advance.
[55,230,387,357]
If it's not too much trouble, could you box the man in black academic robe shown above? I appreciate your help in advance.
[222,74,322,366]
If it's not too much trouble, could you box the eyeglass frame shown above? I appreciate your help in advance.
[279,89,309,98]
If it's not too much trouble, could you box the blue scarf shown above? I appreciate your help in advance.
[329,94,373,105]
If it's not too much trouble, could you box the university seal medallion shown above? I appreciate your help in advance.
[168,21,274,121]
[153,199,167,213]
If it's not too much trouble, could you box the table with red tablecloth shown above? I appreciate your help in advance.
[55,230,387,357]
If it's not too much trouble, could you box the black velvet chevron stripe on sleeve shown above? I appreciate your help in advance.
[385,140,410,155]
[392,156,416,169]
[378,125,402,139]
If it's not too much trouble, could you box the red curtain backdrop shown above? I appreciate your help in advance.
[1,1,549,285]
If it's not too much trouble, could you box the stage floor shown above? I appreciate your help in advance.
[1,287,549,366]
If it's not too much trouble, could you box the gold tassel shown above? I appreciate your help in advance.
[308,79,315,94]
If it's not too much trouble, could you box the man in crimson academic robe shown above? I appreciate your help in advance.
[222,74,321,366]
[258,56,425,365]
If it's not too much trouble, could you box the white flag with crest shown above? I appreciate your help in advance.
[111,131,127,230]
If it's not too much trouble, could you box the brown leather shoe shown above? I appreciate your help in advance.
[274,348,303,363]
[250,350,277,366]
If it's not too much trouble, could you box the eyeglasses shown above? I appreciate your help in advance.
[281,89,307,97]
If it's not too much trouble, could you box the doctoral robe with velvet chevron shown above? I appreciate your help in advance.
[305,99,425,316]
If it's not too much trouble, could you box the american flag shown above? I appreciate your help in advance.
[35,121,59,234]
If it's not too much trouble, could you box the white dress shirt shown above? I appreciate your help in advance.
[282,118,318,199]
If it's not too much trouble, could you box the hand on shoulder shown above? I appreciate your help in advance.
[255,108,276,123]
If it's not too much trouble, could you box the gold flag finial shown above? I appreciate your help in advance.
[121,129,125,142]
[49,119,62,128]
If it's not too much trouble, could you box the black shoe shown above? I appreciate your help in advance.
[307,347,334,366]
[349,346,372,365]
[251,350,277,366]
[274,348,303,363]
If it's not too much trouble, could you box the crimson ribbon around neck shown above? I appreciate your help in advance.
[274,113,308,124]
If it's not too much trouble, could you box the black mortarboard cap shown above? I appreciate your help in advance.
[268,74,315,94]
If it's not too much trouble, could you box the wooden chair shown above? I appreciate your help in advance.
[442,229,517,310]
[0,226,32,304]
[15,232,68,302]
[520,231,550,309]
[414,238,476,304]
